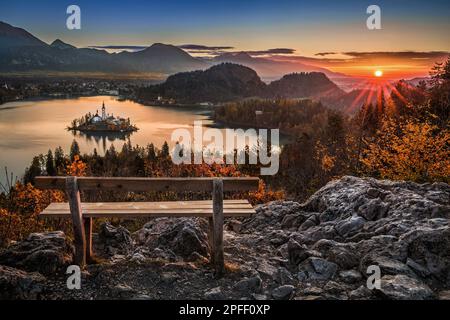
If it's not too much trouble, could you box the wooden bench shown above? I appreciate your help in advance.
[35,176,259,275]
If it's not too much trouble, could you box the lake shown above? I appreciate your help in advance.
[0,95,284,186]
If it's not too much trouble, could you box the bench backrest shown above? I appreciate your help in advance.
[34,176,259,192]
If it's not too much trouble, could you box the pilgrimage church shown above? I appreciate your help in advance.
[68,101,137,133]
[90,102,124,126]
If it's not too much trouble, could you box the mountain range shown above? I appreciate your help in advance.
[0,21,206,74]
[0,21,351,83]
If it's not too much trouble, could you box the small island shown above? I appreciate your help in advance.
[68,102,138,133]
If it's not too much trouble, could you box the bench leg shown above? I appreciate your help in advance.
[66,177,86,267]
[212,179,224,276]
[84,217,93,263]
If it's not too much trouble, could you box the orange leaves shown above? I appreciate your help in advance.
[66,155,87,176]
[7,182,64,216]
[9,182,45,215]
[0,208,23,246]
[0,182,65,246]
[361,118,450,183]
[314,141,336,173]
[247,180,285,205]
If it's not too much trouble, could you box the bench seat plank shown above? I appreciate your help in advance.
[40,200,255,218]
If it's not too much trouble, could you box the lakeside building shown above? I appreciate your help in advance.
[68,102,138,133]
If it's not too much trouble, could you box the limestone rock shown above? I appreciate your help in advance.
[98,222,133,256]
[272,285,295,300]
[274,267,296,285]
[109,283,140,300]
[233,276,262,294]
[299,257,338,281]
[377,275,435,300]
[287,238,310,266]
[135,218,209,260]
[339,270,363,284]
[348,285,374,300]
[0,265,46,299]
[204,287,225,300]
[0,231,72,275]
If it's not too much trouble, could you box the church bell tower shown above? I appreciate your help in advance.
[101,101,106,120]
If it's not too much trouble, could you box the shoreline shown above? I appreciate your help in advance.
[0,93,120,106]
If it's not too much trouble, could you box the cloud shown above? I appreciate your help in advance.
[178,44,234,51]
[206,48,296,57]
[341,51,449,60]
[270,54,339,64]
[89,45,147,51]
[277,51,450,66]
[315,52,337,56]
[177,45,295,56]
[243,48,296,56]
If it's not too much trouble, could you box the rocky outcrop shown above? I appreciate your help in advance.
[376,274,434,300]
[133,218,210,261]
[237,176,449,299]
[0,176,448,300]
[97,222,133,256]
[0,265,46,300]
[0,231,72,275]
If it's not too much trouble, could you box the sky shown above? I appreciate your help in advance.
[1,0,449,79]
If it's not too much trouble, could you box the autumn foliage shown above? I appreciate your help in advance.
[66,155,87,176]
[0,182,66,246]
[361,119,449,183]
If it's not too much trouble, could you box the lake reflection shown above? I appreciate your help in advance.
[70,130,132,152]
[0,95,213,182]
[0,95,286,185]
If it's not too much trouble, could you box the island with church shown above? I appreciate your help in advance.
[67,102,138,133]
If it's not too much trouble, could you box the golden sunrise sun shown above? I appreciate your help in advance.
[374,70,383,77]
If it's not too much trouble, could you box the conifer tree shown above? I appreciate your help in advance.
[45,149,56,176]
[70,140,80,161]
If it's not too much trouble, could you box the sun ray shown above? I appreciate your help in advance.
[365,83,376,106]
[382,84,391,106]
[346,83,370,113]
[385,81,409,105]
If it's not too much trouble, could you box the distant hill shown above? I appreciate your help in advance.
[0,21,206,74]
[320,88,378,112]
[50,39,76,50]
[0,21,47,47]
[136,63,267,103]
[267,72,345,100]
[405,76,431,87]
[136,63,351,105]
[116,43,206,74]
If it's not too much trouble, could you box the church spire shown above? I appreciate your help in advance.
[101,101,106,120]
